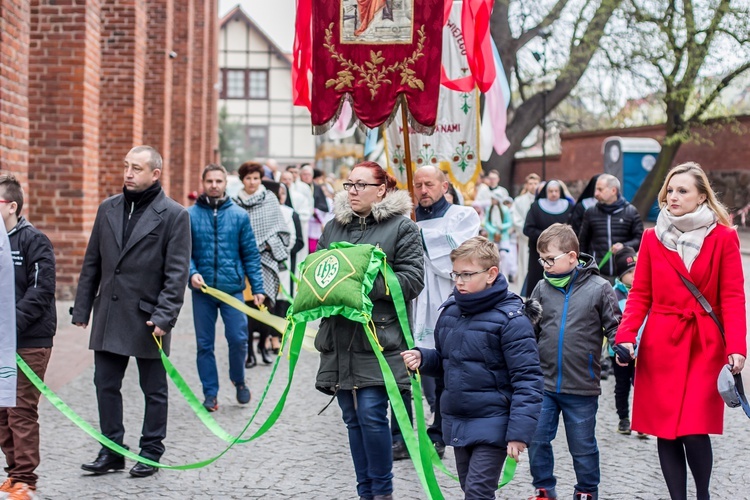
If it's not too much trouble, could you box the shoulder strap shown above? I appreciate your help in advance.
[678,274,725,345]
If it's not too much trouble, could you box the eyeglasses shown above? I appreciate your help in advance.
[450,268,490,282]
[0,200,11,203]
[342,182,382,192]
[538,253,569,268]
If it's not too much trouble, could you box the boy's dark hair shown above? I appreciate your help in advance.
[0,173,24,216]
[450,236,500,269]
[201,163,227,180]
[237,162,264,181]
[537,223,579,256]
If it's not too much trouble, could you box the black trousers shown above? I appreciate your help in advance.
[612,357,635,420]
[94,351,168,460]
[454,444,507,499]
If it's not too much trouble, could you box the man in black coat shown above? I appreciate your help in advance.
[578,174,643,281]
[72,146,191,478]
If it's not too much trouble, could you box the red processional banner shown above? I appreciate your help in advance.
[298,0,444,133]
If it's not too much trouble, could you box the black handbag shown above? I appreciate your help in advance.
[678,274,725,345]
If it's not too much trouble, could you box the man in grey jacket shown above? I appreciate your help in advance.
[72,146,191,478]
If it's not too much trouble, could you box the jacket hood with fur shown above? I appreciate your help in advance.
[332,189,413,225]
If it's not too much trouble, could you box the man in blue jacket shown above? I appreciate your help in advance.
[188,164,266,412]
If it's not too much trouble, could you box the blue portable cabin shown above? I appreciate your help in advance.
[602,136,661,221]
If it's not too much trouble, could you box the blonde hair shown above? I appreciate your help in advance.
[657,162,730,226]
[450,236,500,269]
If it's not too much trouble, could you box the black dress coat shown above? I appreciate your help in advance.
[71,189,191,358]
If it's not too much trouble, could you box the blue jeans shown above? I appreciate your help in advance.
[192,290,248,398]
[337,386,393,498]
[529,392,600,499]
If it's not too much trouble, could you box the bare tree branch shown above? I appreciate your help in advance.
[714,27,750,46]
[686,62,750,125]
[568,0,596,55]
[515,0,570,48]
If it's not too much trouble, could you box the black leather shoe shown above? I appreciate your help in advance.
[129,461,159,477]
[81,450,125,474]
[392,441,409,461]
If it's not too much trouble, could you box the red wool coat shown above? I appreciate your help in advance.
[616,226,747,439]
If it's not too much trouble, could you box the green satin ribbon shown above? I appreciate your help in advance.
[15,300,308,469]
[16,267,516,492]
[598,250,613,270]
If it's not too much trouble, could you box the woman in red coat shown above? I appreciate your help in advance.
[615,162,746,500]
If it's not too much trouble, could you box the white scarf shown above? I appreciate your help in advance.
[655,204,717,271]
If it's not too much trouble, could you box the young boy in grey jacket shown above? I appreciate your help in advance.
[527,223,621,500]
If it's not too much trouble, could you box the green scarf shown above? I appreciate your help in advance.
[544,264,581,289]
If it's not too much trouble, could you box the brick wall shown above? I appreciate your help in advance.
[142,0,174,195]
[28,0,104,298]
[1,0,218,298]
[512,116,750,210]
[99,0,147,199]
[0,0,30,180]
[169,0,194,206]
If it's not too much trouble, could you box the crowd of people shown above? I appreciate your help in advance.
[0,149,746,500]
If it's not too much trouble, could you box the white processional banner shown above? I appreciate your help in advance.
[384,1,481,195]
[0,228,17,407]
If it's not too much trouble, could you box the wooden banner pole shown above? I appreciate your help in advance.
[400,97,416,220]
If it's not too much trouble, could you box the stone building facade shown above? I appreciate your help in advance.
[0,0,218,298]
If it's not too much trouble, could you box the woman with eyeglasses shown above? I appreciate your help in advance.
[313,161,424,500]
[522,180,574,297]
[614,163,746,500]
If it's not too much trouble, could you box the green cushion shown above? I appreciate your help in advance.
[289,242,385,324]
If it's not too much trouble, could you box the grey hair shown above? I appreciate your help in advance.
[599,174,621,193]
[129,146,163,171]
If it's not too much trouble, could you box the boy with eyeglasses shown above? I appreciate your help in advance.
[527,223,621,500]
[401,236,544,499]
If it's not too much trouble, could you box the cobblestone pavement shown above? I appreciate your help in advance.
[32,250,750,499]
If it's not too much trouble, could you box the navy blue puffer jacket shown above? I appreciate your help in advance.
[419,275,543,447]
[188,195,265,295]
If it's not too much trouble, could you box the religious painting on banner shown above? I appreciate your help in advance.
[384,1,481,196]
[307,0,444,133]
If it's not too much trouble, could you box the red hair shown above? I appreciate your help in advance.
[352,161,397,191]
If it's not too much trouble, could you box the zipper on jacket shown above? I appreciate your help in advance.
[34,262,39,288]
[128,201,135,221]
[606,214,613,275]
[556,290,571,393]
[213,208,219,288]
[588,353,595,380]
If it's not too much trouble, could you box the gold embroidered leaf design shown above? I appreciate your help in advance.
[394,26,427,94]
[323,23,428,100]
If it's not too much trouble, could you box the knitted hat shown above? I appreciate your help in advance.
[614,246,637,279]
